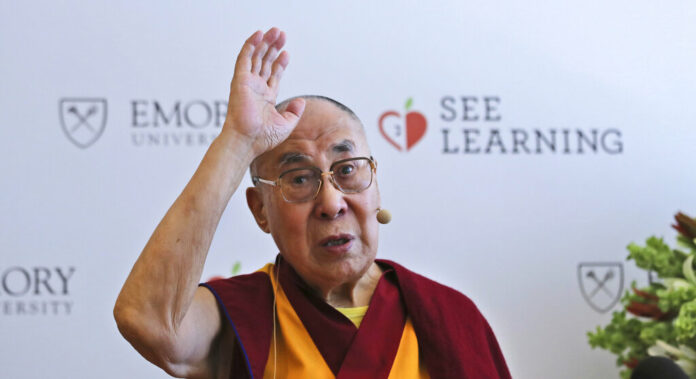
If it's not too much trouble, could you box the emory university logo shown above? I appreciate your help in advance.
[578,262,624,313]
[378,98,427,152]
[59,98,107,148]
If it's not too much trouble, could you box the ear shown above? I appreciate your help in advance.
[246,187,271,234]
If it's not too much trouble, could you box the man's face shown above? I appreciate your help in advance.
[248,99,380,289]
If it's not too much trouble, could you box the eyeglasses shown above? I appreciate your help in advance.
[252,156,376,203]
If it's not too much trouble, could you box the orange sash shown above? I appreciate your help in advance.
[260,263,429,379]
[202,257,511,379]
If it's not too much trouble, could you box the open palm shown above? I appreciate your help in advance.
[225,28,305,156]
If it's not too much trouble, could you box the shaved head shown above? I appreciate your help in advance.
[249,96,367,177]
[276,95,361,123]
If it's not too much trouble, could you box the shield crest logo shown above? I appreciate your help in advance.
[59,98,107,148]
[578,262,624,313]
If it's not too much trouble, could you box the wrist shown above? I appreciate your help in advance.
[214,128,258,166]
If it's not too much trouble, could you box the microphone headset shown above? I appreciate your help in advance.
[376,208,392,224]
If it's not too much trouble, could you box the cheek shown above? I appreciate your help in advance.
[363,215,379,246]
[355,194,380,242]
[365,186,381,216]
[268,203,311,248]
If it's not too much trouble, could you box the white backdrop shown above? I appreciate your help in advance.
[1,1,695,378]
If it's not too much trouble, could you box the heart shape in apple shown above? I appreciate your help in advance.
[378,98,427,151]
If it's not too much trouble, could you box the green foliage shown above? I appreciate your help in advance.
[675,299,696,343]
[657,285,696,312]
[587,311,642,358]
[588,215,696,378]
[231,261,242,276]
[627,237,686,278]
[677,235,696,252]
[639,321,675,347]
[619,282,660,308]
[588,309,678,361]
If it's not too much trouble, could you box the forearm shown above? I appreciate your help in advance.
[114,28,300,375]
[114,128,254,335]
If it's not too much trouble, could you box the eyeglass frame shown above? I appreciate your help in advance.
[251,156,377,203]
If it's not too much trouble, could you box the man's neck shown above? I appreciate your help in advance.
[313,262,383,308]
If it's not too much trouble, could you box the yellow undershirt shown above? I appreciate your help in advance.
[335,305,369,327]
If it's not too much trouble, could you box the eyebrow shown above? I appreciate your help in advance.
[276,140,357,168]
[331,139,355,153]
[277,152,312,168]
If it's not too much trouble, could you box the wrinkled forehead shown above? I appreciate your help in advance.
[252,99,370,176]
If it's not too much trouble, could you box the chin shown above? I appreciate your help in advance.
[334,252,375,279]
[303,255,363,287]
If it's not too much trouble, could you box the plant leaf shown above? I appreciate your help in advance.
[684,255,696,286]
[231,261,242,276]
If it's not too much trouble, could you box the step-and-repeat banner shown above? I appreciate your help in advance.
[1,1,695,378]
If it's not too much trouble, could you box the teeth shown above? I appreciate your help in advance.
[326,238,348,246]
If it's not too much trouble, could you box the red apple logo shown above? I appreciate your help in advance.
[378,98,427,151]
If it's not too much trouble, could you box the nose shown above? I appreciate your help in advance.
[313,172,347,220]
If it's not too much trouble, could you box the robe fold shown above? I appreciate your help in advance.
[201,257,511,379]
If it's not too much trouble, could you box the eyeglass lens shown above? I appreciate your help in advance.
[278,158,373,202]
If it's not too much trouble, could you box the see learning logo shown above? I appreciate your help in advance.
[378,98,427,152]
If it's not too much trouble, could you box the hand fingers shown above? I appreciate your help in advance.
[282,98,306,125]
[268,51,290,91]
[251,28,280,75]
[234,30,262,75]
[260,31,286,80]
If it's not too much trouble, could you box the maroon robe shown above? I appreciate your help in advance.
[202,257,511,379]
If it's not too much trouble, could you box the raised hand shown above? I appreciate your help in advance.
[114,28,308,378]
[224,28,306,157]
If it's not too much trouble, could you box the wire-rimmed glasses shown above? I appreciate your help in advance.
[251,157,376,203]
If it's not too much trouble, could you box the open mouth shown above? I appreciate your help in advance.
[325,238,350,246]
[320,234,354,247]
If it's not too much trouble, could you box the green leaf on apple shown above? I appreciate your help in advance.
[405,97,413,111]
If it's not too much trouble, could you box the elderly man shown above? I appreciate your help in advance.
[114,28,510,379]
